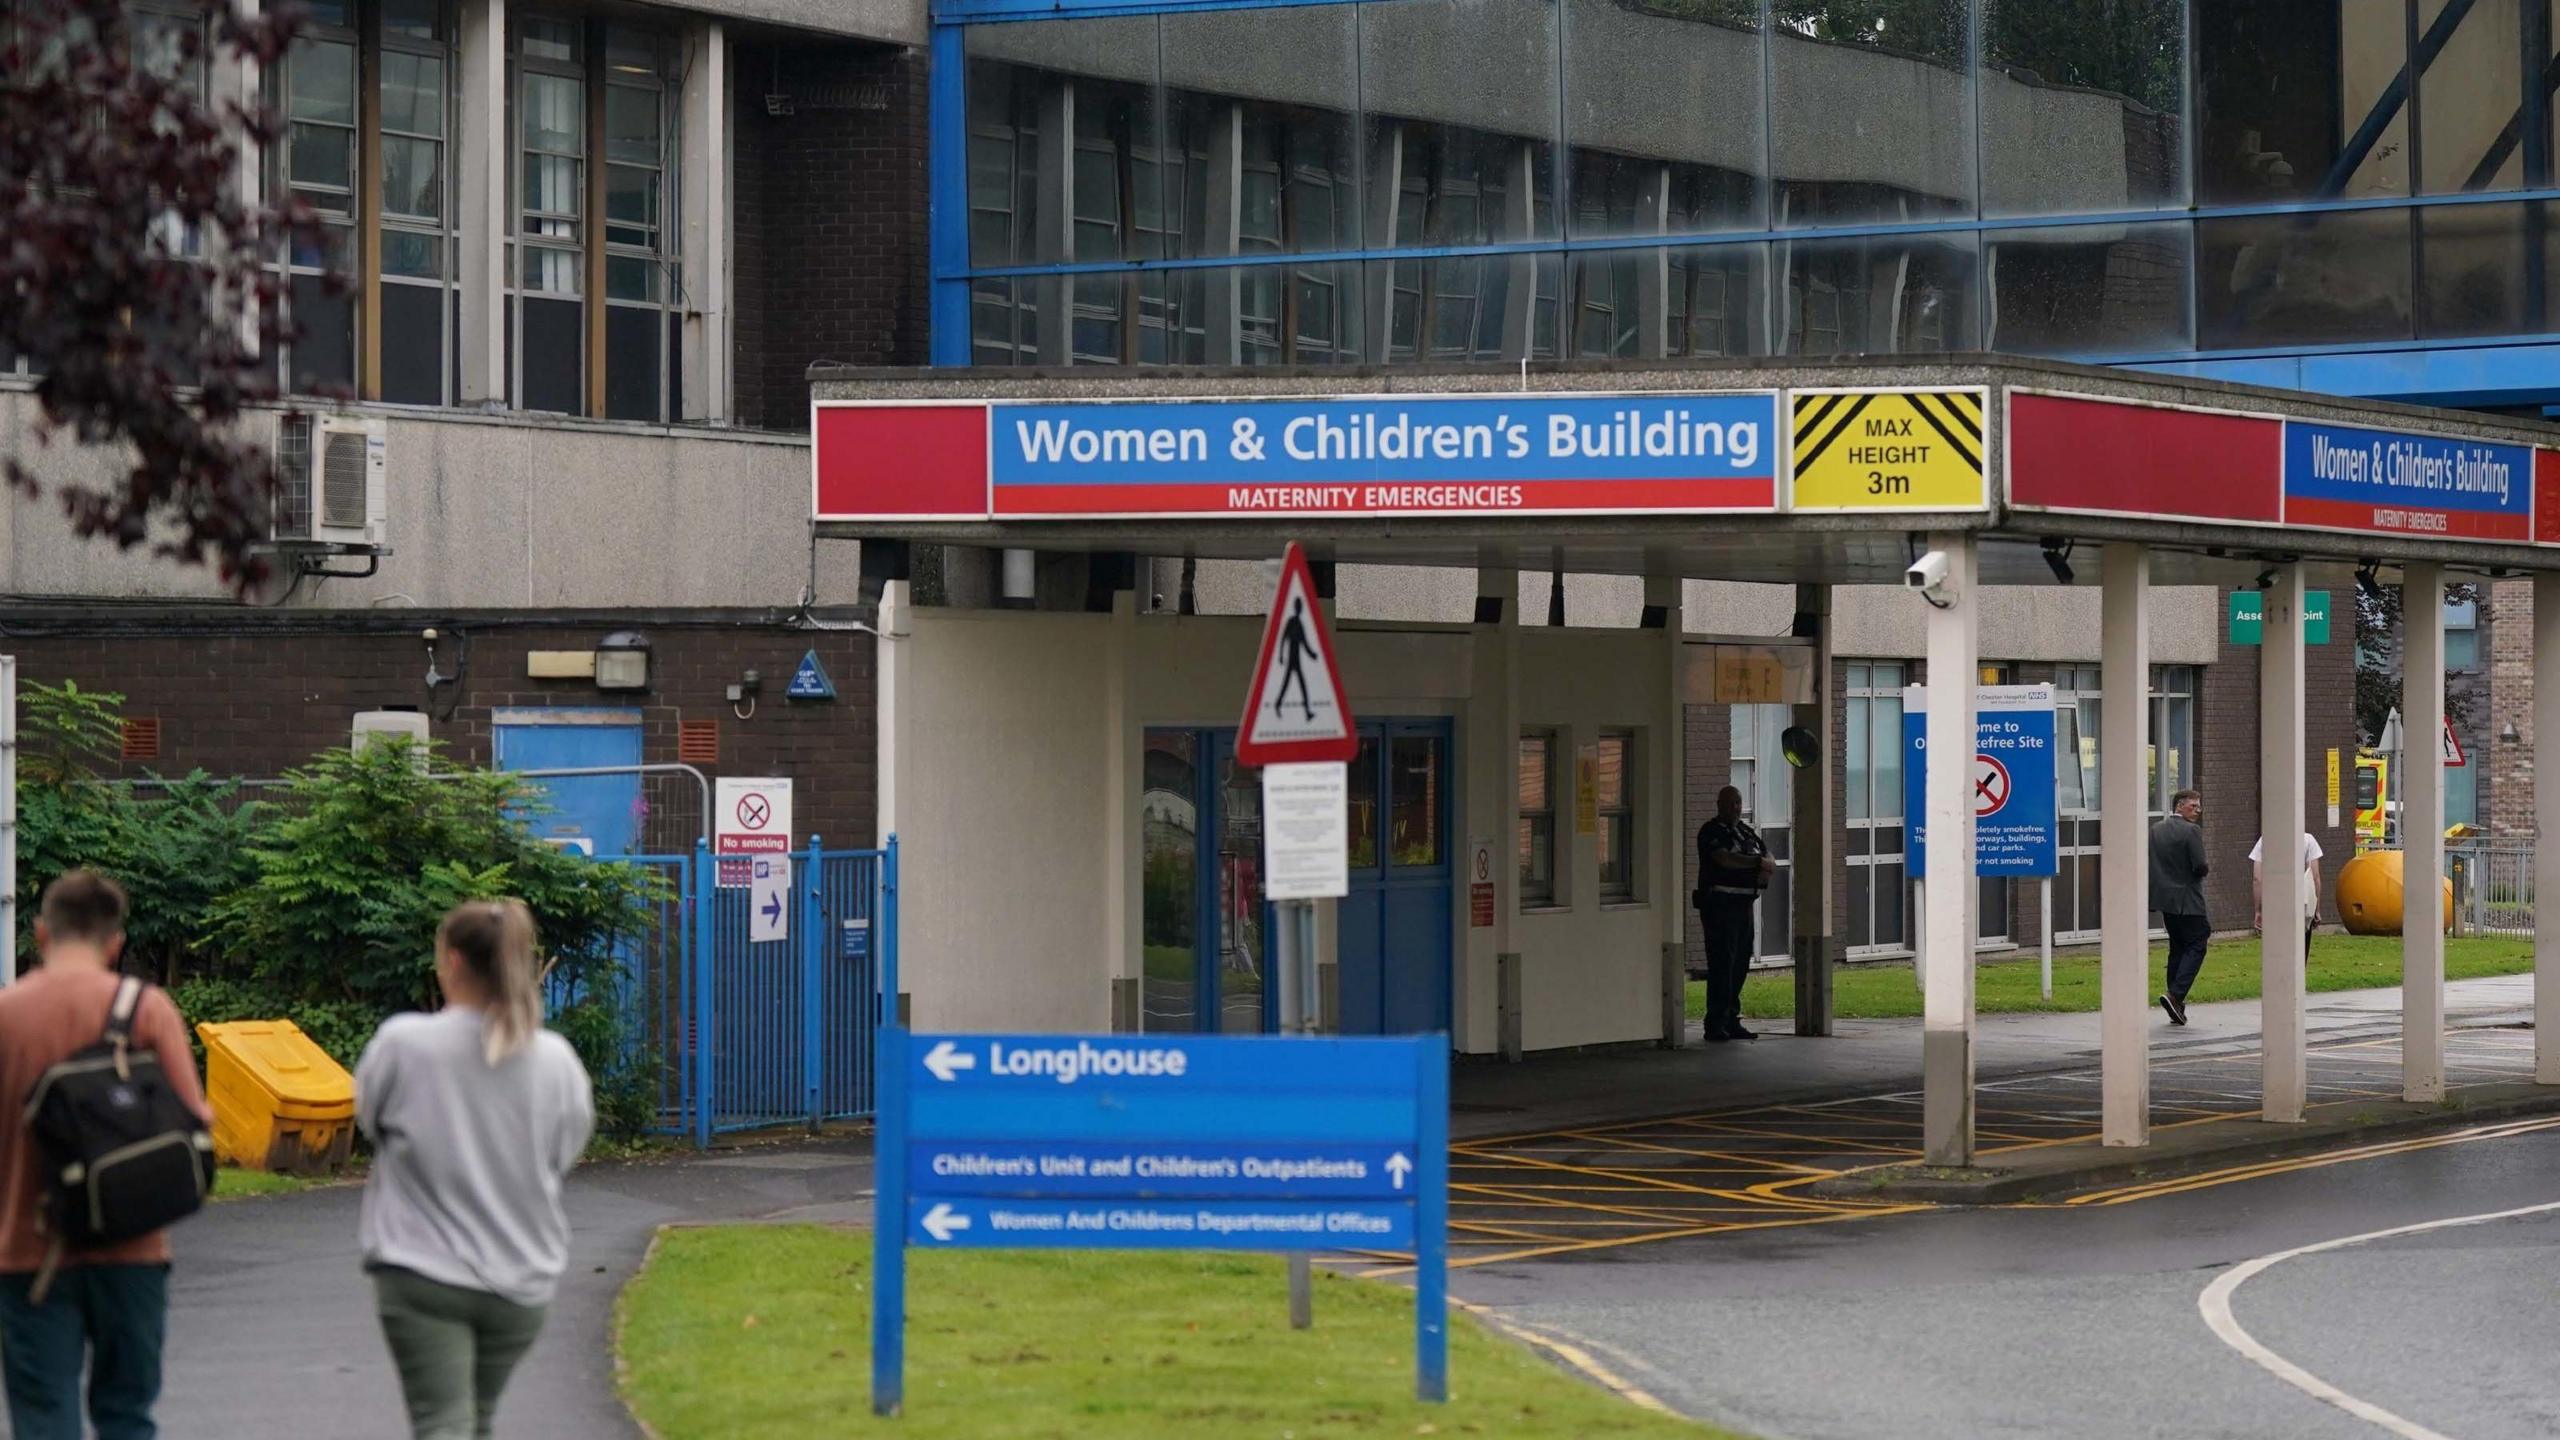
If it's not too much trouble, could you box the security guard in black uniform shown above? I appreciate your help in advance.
[1695,784,1773,1042]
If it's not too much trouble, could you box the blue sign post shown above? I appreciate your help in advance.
[871,1030,1449,1415]
[1902,684,2059,878]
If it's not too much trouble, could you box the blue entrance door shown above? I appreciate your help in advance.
[1338,721,1453,1035]
[492,709,646,857]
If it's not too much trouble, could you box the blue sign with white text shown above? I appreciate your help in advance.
[786,649,838,701]
[910,1140,1418,1198]
[871,1030,1450,1415]
[2282,421,2532,542]
[986,393,1782,518]
[1902,685,2059,878]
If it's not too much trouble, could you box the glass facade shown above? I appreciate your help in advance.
[949,0,2560,367]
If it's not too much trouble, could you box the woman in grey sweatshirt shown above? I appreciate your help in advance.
[355,900,595,1440]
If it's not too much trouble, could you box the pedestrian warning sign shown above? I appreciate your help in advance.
[1788,388,1989,512]
[1236,543,1356,767]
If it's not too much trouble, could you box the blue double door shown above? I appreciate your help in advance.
[1140,720,1451,1037]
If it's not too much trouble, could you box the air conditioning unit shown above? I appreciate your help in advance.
[275,413,388,548]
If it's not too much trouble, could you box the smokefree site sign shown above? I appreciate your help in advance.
[1901,685,2058,878]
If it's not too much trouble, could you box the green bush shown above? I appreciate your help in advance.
[13,686,671,1147]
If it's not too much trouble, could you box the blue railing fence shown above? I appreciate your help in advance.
[599,835,898,1145]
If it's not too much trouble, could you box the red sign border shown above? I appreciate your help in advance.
[1234,543,1359,767]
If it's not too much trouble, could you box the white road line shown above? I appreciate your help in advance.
[2198,1199,2560,1440]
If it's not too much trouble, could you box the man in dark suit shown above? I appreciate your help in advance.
[2149,787,2211,1025]
[1696,786,1774,1043]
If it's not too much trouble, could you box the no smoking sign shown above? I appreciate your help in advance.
[1972,754,2010,817]
[715,776,792,857]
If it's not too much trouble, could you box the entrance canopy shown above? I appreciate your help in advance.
[811,354,2560,587]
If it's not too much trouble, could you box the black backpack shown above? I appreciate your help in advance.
[22,977,215,1296]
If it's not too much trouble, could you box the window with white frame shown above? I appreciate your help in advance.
[1728,703,1794,960]
[2148,664,2197,820]
[1844,661,1908,955]
[506,14,680,420]
[1519,730,1559,908]
[1594,729,1637,903]
[379,0,455,405]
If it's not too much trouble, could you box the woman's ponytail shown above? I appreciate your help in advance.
[436,899,546,1064]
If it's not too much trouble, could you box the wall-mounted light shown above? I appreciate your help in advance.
[2501,722,2522,745]
[595,631,652,692]
[2038,537,2075,586]
[2355,560,2384,603]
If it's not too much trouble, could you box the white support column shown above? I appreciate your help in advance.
[2537,575,2560,1085]
[1648,573,1684,1046]
[1103,589,1141,1030]
[223,0,265,360]
[457,0,509,405]
[2260,566,2308,1122]
[677,20,729,423]
[2099,544,2151,1146]
[875,579,912,849]
[2402,563,2447,1102]
[1921,532,1979,1166]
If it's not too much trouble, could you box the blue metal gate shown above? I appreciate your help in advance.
[611,836,898,1145]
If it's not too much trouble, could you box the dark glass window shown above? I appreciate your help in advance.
[1980,0,2186,216]
[2195,1,2408,206]
[1986,222,2193,357]
[1565,0,1763,238]
[2196,208,2414,348]
[1770,2,1975,225]
[1780,232,1979,355]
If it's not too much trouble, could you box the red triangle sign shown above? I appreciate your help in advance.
[1236,544,1357,766]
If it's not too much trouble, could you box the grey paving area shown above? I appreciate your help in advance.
[1451,973,2538,1140]
[142,1140,875,1440]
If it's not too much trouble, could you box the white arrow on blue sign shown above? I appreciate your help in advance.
[872,1029,1450,1415]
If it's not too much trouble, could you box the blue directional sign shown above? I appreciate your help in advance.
[785,648,838,701]
[1902,684,2059,878]
[872,1029,1448,1416]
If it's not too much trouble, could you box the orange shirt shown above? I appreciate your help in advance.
[0,966,211,1273]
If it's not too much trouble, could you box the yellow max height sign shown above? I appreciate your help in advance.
[1789,388,1989,512]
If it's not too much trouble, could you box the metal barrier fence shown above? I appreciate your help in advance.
[2450,839,2535,939]
[614,837,897,1144]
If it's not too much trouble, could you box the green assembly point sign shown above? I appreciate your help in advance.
[2229,589,2331,646]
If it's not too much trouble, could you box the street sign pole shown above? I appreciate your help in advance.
[1239,544,1362,1337]
[1273,893,1315,1329]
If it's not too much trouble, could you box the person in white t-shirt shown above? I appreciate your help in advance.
[2249,830,2326,956]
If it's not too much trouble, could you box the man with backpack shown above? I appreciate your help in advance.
[0,871,211,1440]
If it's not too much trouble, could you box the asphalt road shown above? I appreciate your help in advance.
[1458,1125,2560,1440]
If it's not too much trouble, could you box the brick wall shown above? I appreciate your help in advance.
[3,618,878,850]
[2198,578,2357,930]
[2487,579,2536,836]
[730,39,930,433]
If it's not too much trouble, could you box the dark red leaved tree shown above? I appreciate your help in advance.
[1,0,321,591]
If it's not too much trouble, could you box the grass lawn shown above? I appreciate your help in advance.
[618,1225,1725,1440]
[1684,933,2534,1022]
[210,1166,338,1200]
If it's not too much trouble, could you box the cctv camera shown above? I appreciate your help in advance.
[1904,550,1952,596]
[421,627,440,642]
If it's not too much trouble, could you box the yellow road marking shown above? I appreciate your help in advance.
[2066,1115,2560,1206]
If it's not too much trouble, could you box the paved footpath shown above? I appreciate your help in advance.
[146,1141,875,1440]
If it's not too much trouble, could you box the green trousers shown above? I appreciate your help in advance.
[371,1266,549,1440]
